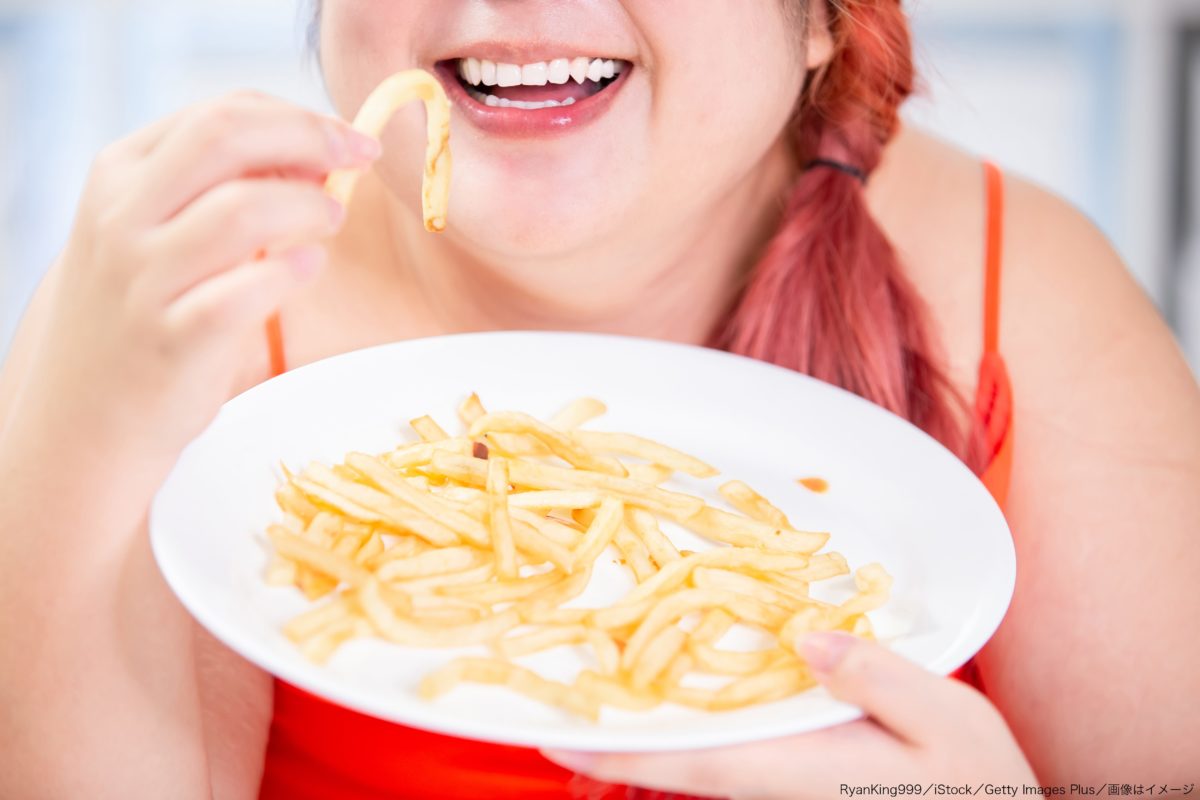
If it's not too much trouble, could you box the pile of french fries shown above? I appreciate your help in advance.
[265,394,891,720]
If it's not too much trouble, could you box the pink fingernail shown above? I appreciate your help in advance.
[798,632,855,673]
[346,130,382,161]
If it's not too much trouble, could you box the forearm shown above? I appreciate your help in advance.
[0,415,210,797]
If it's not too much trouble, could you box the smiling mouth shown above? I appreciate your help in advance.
[439,56,629,110]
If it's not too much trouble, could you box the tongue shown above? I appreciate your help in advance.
[490,81,597,103]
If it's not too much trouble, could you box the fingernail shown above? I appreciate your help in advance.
[797,631,855,674]
[326,196,346,228]
[541,749,597,774]
[346,130,382,161]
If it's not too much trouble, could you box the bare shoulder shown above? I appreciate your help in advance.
[873,125,1199,427]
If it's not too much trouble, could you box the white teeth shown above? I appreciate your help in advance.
[480,59,497,86]
[460,56,625,86]
[495,62,521,87]
[548,58,571,85]
[467,88,576,109]
[570,57,590,83]
[521,61,548,86]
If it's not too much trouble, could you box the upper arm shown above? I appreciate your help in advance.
[976,177,1200,780]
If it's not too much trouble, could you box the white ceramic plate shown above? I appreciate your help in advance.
[150,332,1014,752]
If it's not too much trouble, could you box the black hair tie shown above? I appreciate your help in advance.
[804,158,867,185]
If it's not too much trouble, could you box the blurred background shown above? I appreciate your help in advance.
[2,0,1200,372]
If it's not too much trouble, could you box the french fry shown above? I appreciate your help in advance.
[575,670,658,711]
[437,570,563,604]
[617,549,813,607]
[347,453,489,546]
[389,563,494,593]
[494,625,592,659]
[360,578,518,647]
[630,626,688,690]
[267,525,370,587]
[283,593,357,643]
[510,520,576,573]
[670,506,829,554]
[471,412,626,476]
[550,397,608,430]
[613,525,657,582]
[688,644,783,676]
[325,69,451,232]
[297,465,461,547]
[626,464,674,484]
[570,430,717,478]
[429,453,705,518]
[410,415,450,442]
[507,490,603,511]
[689,609,737,645]
[457,393,487,427]
[572,496,624,571]
[382,438,472,470]
[625,508,681,566]
[622,589,742,670]
[718,480,791,528]
[661,651,696,688]
[374,546,482,581]
[509,508,583,548]
[691,566,801,609]
[517,565,593,621]
[486,458,519,579]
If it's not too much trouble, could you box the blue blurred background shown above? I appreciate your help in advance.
[3,0,1200,370]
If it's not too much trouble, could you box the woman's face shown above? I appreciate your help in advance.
[321,1,827,259]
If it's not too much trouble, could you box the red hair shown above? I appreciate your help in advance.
[714,0,983,470]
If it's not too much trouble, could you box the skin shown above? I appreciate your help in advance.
[1,1,1198,797]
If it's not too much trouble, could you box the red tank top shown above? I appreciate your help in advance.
[256,162,1014,800]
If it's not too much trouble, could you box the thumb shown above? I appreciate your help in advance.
[797,631,972,745]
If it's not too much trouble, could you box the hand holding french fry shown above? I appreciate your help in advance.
[13,92,378,467]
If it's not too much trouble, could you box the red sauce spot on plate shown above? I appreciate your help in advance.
[798,477,829,494]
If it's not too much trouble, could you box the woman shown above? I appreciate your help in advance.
[1,0,1196,797]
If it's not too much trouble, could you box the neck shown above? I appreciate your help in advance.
[348,142,797,345]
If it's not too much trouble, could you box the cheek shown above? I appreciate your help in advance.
[643,0,804,181]
[321,0,421,120]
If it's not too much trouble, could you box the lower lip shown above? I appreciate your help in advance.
[435,63,630,138]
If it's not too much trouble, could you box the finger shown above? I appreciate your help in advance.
[164,245,326,341]
[798,632,981,746]
[132,92,379,223]
[542,720,895,799]
[103,110,186,163]
[143,179,344,302]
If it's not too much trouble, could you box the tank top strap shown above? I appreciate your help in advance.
[976,161,1014,509]
[266,312,287,378]
[982,161,1005,355]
